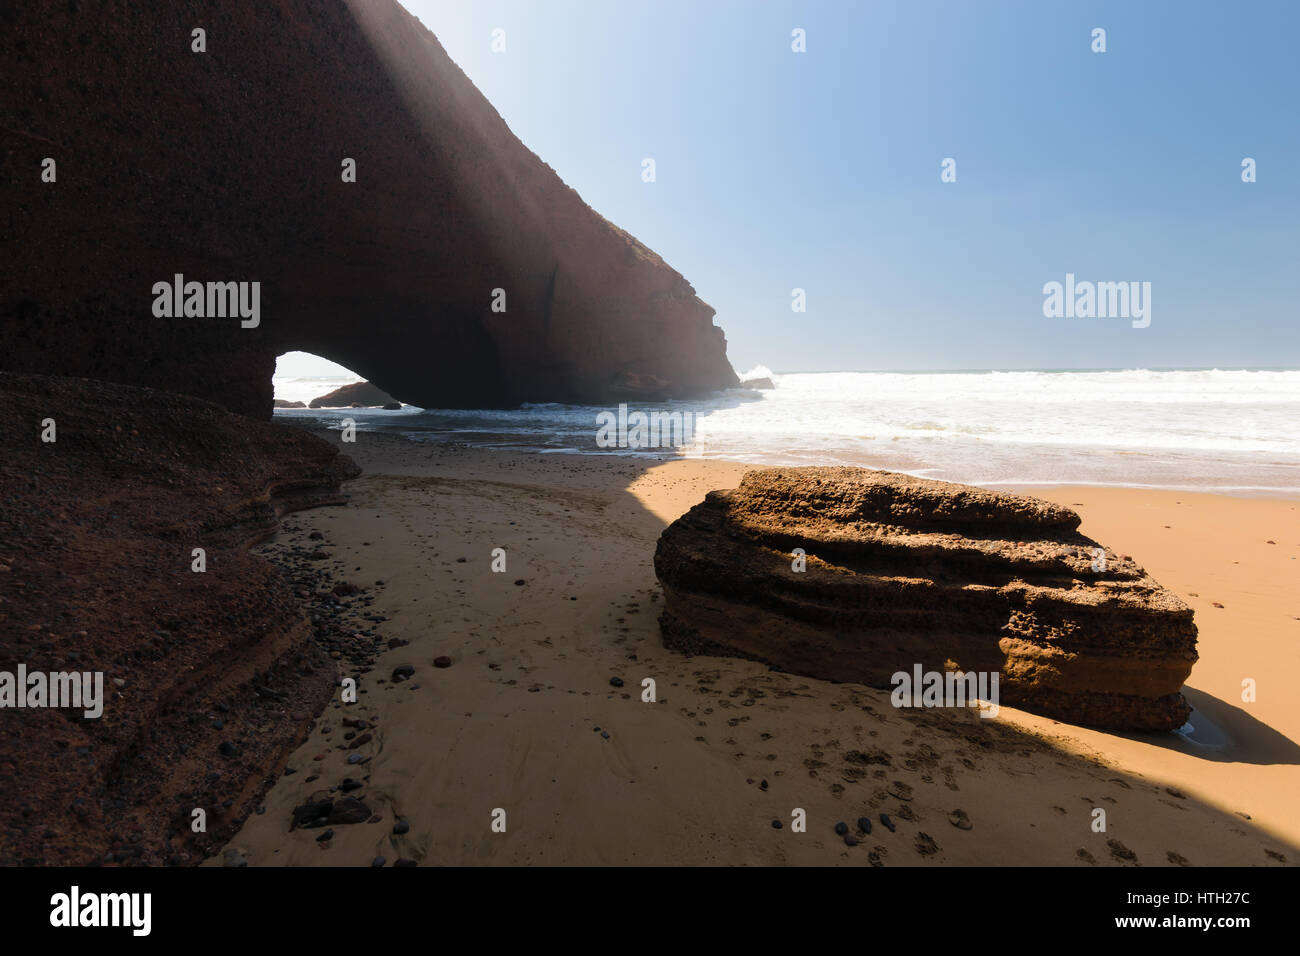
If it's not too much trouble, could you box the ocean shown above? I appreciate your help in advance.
[273,367,1300,495]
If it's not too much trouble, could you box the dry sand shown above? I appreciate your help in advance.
[215,434,1298,866]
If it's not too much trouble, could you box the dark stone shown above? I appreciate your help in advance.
[291,799,333,830]
[327,797,372,825]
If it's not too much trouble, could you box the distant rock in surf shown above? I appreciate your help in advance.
[654,467,1198,731]
[310,381,396,408]
[274,399,307,408]
[738,377,775,390]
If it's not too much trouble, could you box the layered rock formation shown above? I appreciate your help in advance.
[309,381,398,409]
[0,372,359,865]
[654,467,1198,731]
[0,0,736,418]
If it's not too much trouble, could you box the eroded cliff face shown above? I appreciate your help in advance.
[0,372,361,865]
[655,468,1199,732]
[0,0,736,417]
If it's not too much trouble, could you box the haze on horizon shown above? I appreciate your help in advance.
[372,0,1300,377]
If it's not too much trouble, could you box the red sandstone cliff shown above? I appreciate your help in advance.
[0,0,737,416]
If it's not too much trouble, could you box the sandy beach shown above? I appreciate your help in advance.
[214,431,1298,866]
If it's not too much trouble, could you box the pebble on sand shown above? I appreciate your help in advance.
[393,819,410,835]
[609,677,624,688]
[771,820,783,829]
[433,656,452,668]
[857,816,873,834]
[834,821,849,835]
[880,813,896,832]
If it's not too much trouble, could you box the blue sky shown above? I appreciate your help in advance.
[394,0,1298,373]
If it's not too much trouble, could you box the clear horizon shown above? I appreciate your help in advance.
[274,350,1300,381]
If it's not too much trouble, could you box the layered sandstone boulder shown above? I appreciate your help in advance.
[0,0,736,417]
[654,467,1198,731]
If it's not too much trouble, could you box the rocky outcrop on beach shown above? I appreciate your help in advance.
[0,372,361,865]
[654,467,1199,731]
[0,0,736,418]
[309,382,397,409]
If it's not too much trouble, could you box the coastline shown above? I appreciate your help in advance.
[214,430,1298,866]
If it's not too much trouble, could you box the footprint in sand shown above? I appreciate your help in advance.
[887,780,914,801]
[947,809,972,830]
[1107,839,1139,864]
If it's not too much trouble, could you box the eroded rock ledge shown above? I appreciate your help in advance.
[654,467,1198,731]
[0,373,359,865]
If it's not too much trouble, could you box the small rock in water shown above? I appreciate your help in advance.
[834,821,849,836]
